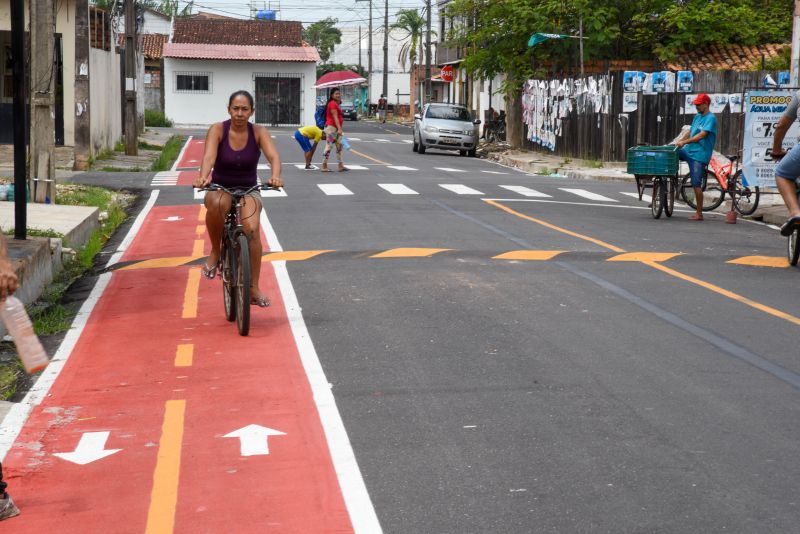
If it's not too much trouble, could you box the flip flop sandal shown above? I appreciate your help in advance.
[338,167,350,172]
[780,216,800,236]
[251,295,271,308]
[320,168,333,173]
[201,262,218,279]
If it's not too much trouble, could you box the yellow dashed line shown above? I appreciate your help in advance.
[145,399,186,534]
[493,250,566,261]
[182,267,201,319]
[174,344,193,367]
[350,148,388,165]
[263,250,334,261]
[608,252,682,263]
[727,256,789,268]
[198,205,207,221]
[370,248,452,258]
[195,225,206,236]
[191,239,204,258]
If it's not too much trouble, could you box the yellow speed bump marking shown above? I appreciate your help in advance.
[493,250,566,261]
[727,256,789,268]
[174,344,193,367]
[118,256,197,270]
[263,250,334,261]
[370,248,452,258]
[608,252,682,263]
[145,399,186,534]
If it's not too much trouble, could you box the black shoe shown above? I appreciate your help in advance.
[780,216,800,237]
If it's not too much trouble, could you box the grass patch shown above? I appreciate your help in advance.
[95,148,116,161]
[3,228,64,239]
[114,140,125,152]
[536,167,552,175]
[100,166,144,172]
[0,357,22,400]
[145,109,174,127]
[587,159,604,168]
[151,135,185,172]
[139,141,163,151]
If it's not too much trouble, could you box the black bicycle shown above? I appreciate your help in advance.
[789,184,800,267]
[199,183,277,336]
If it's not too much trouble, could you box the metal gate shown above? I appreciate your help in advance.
[253,73,302,126]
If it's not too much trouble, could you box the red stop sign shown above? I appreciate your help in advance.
[441,65,455,83]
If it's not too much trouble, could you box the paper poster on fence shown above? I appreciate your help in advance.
[623,92,638,112]
[677,71,693,92]
[728,94,743,113]
[743,90,800,188]
[682,95,697,114]
[709,94,728,113]
[623,71,646,92]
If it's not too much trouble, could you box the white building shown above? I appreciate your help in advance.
[163,19,319,127]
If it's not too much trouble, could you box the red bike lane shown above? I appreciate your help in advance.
[2,199,361,532]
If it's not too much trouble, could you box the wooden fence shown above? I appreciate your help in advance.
[523,70,768,162]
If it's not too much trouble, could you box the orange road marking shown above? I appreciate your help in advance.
[145,399,186,534]
[182,268,201,319]
[492,250,566,261]
[370,248,452,258]
[263,250,334,261]
[198,205,207,221]
[195,225,206,236]
[608,252,682,263]
[192,239,204,258]
[727,256,789,268]
[174,344,193,367]
[350,148,388,165]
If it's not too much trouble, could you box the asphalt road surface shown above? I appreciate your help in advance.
[4,120,799,533]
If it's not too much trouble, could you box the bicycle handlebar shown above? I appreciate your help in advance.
[197,183,282,195]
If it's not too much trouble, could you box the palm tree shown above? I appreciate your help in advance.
[391,8,435,114]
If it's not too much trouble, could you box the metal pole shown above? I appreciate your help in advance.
[579,16,584,78]
[382,0,389,100]
[425,0,431,105]
[358,26,362,70]
[10,0,26,239]
[124,0,138,155]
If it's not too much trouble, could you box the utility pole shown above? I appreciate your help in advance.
[382,0,388,100]
[74,0,90,171]
[30,0,56,203]
[356,0,373,114]
[425,0,431,106]
[792,0,800,86]
[579,15,584,78]
[124,0,138,155]
[10,0,26,238]
[358,26,362,70]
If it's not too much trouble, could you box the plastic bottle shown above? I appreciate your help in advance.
[341,136,351,151]
[1,296,49,374]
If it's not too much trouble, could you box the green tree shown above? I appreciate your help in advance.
[303,18,343,63]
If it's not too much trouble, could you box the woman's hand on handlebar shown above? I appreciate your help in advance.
[266,176,284,188]
[193,174,212,188]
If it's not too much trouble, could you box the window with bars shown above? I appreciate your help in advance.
[175,72,212,93]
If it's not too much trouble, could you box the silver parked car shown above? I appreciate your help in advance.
[413,103,481,157]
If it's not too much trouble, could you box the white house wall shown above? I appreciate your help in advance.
[164,58,316,127]
[89,47,122,153]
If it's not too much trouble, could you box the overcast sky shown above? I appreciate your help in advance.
[178,0,434,28]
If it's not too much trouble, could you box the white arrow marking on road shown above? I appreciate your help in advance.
[53,431,122,465]
[223,425,286,456]
[162,216,183,221]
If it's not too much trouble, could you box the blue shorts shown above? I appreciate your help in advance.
[294,130,313,153]
[775,143,800,182]
[678,148,707,188]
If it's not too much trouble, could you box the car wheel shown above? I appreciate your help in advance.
[418,141,426,154]
[468,149,477,157]
[459,150,467,156]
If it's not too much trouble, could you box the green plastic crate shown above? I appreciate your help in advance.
[626,145,678,176]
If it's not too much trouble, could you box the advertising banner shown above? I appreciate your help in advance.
[743,90,799,187]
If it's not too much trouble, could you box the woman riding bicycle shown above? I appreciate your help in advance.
[193,90,283,308]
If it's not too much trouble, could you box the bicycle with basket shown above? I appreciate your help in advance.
[627,145,680,219]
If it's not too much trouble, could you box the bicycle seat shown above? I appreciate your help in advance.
[726,154,738,162]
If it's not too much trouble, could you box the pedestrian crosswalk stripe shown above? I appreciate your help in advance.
[348,137,361,141]
[294,164,318,170]
[402,140,413,144]
[559,188,618,202]
[344,165,369,170]
[318,184,354,195]
[386,166,418,171]
[499,185,551,198]
[374,139,390,143]
[261,188,287,197]
[257,164,270,170]
[482,170,509,175]
[378,183,418,195]
[439,184,483,195]
[435,167,466,173]
[620,192,651,202]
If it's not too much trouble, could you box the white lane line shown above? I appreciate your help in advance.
[374,139,390,143]
[347,137,361,141]
[343,165,369,170]
[620,192,652,203]
[257,164,270,170]
[439,184,484,195]
[378,183,419,195]
[318,184,354,195]
[402,140,413,144]
[559,188,618,202]
[482,170,509,175]
[386,166,418,171]
[259,211,383,534]
[171,136,193,171]
[499,185,552,198]
[435,167,466,173]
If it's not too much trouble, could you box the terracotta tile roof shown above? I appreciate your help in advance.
[141,34,168,60]
[162,43,320,62]
[187,11,236,20]
[665,43,789,71]
[172,19,303,47]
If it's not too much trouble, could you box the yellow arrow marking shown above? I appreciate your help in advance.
[493,250,566,261]
[145,399,186,534]
[608,252,682,263]
[262,250,334,261]
[727,256,789,268]
[370,248,452,258]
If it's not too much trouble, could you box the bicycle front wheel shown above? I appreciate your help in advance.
[730,170,760,216]
[222,239,236,322]
[665,176,676,217]
[235,233,251,336]
[789,229,800,266]
[651,178,664,219]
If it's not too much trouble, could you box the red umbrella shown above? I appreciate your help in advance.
[314,70,367,89]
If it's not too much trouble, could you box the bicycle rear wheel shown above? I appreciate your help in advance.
[222,239,236,322]
[651,178,664,219]
[730,170,760,216]
[789,229,800,266]
[235,233,251,336]
[680,172,724,211]
[679,173,695,208]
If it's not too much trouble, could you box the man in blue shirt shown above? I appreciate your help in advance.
[676,93,718,220]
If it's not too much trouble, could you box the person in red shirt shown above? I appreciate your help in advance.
[321,88,347,172]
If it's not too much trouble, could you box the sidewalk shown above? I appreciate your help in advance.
[487,146,790,227]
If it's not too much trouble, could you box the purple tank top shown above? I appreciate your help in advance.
[211,120,260,188]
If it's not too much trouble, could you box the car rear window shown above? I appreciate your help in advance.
[425,106,471,121]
